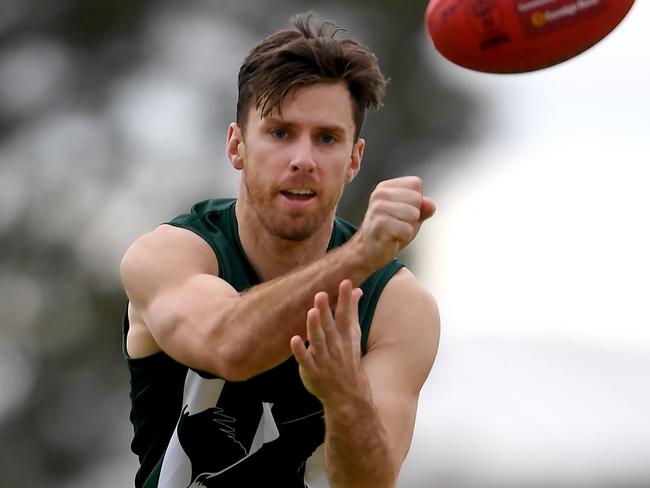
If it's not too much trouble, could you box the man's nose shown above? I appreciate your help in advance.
[289,137,316,174]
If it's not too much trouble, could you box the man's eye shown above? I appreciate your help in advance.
[271,129,287,139]
[320,134,335,144]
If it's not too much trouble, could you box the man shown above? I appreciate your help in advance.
[120,12,440,488]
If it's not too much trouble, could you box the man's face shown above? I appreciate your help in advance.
[229,82,364,241]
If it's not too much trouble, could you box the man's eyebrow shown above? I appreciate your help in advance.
[261,117,347,134]
[262,116,286,124]
[261,116,293,127]
[317,125,347,134]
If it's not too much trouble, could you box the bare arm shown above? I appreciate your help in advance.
[290,269,440,487]
[122,225,371,380]
[121,176,434,381]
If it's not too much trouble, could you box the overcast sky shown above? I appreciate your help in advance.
[401,2,650,487]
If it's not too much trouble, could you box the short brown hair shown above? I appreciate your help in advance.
[236,12,387,140]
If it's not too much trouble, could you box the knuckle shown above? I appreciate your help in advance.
[374,215,389,228]
[405,188,422,203]
[407,175,422,189]
[375,180,390,190]
[371,186,389,202]
[369,198,386,214]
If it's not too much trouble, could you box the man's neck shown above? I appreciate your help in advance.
[235,200,335,282]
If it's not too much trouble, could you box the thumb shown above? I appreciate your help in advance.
[420,197,436,222]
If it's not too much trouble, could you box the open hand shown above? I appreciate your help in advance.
[290,280,368,405]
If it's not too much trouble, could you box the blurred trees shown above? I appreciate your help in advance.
[0,0,478,485]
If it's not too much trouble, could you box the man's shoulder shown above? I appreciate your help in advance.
[377,268,436,310]
[368,268,440,350]
[121,224,218,280]
[168,198,236,226]
[164,198,239,267]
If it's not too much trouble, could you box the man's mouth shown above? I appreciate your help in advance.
[280,189,316,201]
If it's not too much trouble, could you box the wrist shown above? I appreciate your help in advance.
[321,372,373,414]
[339,233,378,279]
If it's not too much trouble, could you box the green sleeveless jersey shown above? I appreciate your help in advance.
[123,198,403,487]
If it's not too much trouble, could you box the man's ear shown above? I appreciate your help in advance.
[346,138,365,183]
[227,122,245,170]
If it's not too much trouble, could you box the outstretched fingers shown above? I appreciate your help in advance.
[290,334,313,368]
[291,305,323,370]
[292,283,363,371]
[335,280,353,326]
[293,291,334,364]
[335,280,363,333]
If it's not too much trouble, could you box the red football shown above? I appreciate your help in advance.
[425,0,636,73]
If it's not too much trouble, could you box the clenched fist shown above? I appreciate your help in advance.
[354,176,435,270]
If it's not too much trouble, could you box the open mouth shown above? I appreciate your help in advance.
[280,189,316,201]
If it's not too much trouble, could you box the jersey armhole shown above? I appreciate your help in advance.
[165,219,225,278]
[359,260,405,354]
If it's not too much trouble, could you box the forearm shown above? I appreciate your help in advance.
[221,237,372,379]
[323,387,397,488]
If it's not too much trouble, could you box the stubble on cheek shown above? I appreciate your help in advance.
[244,178,334,242]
